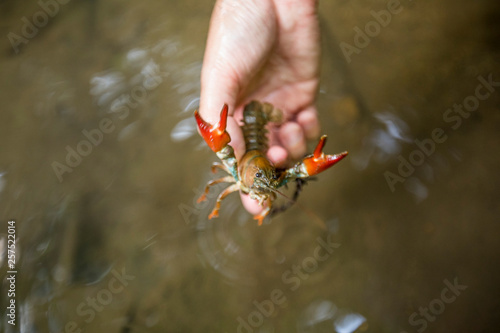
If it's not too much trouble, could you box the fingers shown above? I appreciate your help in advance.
[225,116,245,161]
[198,2,240,125]
[267,145,288,167]
[240,192,265,215]
[199,0,277,124]
[199,69,238,125]
[270,106,319,162]
[296,106,320,140]
[279,122,307,160]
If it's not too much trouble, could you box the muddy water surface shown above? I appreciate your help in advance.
[1,0,499,332]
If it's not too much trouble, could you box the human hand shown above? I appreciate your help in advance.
[198,0,321,215]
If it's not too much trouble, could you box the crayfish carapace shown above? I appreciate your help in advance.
[194,101,348,225]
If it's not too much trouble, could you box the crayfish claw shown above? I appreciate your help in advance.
[288,135,348,178]
[313,135,328,158]
[194,104,231,153]
[302,135,348,176]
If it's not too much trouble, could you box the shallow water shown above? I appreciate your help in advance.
[1,0,499,332]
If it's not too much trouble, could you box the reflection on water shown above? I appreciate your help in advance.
[297,300,366,333]
[170,117,198,142]
[197,202,259,286]
[351,110,411,170]
[1,0,500,332]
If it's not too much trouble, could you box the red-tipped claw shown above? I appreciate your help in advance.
[301,135,348,176]
[194,104,231,153]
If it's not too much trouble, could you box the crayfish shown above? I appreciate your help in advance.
[194,101,348,225]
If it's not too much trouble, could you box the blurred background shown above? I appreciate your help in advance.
[1,0,499,332]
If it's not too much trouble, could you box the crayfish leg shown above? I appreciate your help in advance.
[253,198,272,226]
[208,183,240,219]
[211,162,230,174]
[197,176,235,203]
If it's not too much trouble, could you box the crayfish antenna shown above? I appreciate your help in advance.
[268,187,327,230]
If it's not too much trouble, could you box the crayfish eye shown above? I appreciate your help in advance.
[255,172,262,178]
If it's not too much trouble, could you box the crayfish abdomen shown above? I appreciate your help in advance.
[241,101,282,152]
[194,101,348,225]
